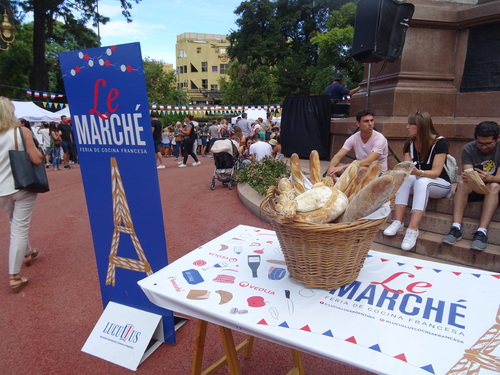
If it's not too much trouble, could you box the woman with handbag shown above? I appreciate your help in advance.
[0,97,43,293]
[49,122,62,171]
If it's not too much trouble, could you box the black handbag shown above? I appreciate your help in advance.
[9,127,50,193]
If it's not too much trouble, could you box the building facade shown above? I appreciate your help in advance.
[176,32,230,105]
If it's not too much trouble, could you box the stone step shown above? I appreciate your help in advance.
[426,195,500,222]
[395,210,500,246]
[374,226,500,272]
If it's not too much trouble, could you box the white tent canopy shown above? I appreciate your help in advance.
[13,101,61,122]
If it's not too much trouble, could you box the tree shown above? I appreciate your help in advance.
[143,58,188,106]
[13,0,140,91]
[225,0,354,103]
[310,2,363,94]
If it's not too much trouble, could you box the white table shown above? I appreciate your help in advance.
[139,225,500,375]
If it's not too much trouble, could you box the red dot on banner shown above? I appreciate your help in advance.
[75,66,80,73]
[127,65,133,72]
[84,53,89,60]
[105,60,110,67]
[111,45,117,50]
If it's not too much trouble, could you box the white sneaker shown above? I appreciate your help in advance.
[177,161,183,165]
[192,162,201,166]
[157,165,165,169]
[401,229,419,251]
[178,164,187,168]
[383,220,404,236]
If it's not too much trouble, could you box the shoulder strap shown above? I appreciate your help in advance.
[409,141,414,159]
[14,127,27,151]
[426,136,446,164]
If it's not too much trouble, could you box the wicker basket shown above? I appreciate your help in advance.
[260,189,388,290]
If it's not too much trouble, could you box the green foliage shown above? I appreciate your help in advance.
[225,0,359,104]
[235,157,289,196]
[311,2,363,94]
[144,58,178,105]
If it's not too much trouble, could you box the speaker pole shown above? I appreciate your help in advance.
[365,63,372,110]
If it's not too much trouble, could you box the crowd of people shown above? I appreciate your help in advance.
[154,113,283,169]
[2,92,499,294]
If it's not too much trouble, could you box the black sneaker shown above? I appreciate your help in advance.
[471,231,488,251]
[63,165,71,170]
[442,226,462,245]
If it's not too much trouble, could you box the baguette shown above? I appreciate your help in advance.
[290,153,306,195]
[295,187,348,224]
[383,169,411,199]
[294,186,333,212]
[309,150,321,185]
[334,160,360,193]
[344,168,367,198]
[338,174,395,222]
[393,161,415,173]
[322,176,335,187]
[360,161,382,189]
[277,177,293,193]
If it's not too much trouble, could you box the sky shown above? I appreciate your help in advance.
[93,0,243,65]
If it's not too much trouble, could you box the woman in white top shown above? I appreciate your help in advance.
[0,97,43,293]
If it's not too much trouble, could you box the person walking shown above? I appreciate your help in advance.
[50,122,62,171]
[0,97,43,293]
[178,115,201,168]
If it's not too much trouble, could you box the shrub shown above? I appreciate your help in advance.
[236,157,289,196]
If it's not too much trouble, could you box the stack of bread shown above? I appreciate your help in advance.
[264,152,413,225]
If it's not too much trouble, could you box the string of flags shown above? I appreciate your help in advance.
[149,104,282,116]
[26,90,65,100]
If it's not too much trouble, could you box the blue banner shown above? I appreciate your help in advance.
[59,43,175,343]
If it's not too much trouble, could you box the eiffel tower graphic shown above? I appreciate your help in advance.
[447,305,500,374]
[105,157,153,286]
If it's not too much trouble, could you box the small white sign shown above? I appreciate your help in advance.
[82,301,164,371]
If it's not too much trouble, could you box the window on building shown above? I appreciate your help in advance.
[214,48,219,53]
[212,66,218,72]
[211,84,218,91]
[220,64,229,74]
[183,80,189,89]
[201,79,208,89]
[178,50,186,58]
[220,48,226,53]
[197,47,201,53]
[201,62,208,72]
[191,81,199,90]
[191,63,198,73]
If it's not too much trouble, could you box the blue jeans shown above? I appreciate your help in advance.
[173,143,181,158]
[52,147,61,169]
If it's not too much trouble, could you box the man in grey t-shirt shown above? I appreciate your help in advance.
[237,113,252,137]
[442,121,500,251]
[209,120,219,147]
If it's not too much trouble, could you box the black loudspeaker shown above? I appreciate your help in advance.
[352,0,415,63]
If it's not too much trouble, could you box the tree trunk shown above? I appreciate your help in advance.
[31,0,48,91]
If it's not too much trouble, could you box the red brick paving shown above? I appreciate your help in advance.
[0,156,373,375]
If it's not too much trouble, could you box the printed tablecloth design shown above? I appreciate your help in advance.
[138,225,500,375]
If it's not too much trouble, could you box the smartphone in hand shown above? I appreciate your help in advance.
[474,164,484,171]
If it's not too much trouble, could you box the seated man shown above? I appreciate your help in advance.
[326,109,388,178]
[442,121,500,251]
[249,134,272,162]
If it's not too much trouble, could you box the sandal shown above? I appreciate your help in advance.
[24,248,39,267]
[10,274,28,294]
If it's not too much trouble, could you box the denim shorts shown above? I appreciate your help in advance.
[62,140,72,153]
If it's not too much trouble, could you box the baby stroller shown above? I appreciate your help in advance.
[210,138,240,190]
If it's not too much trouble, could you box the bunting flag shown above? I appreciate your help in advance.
[26,89,64,100]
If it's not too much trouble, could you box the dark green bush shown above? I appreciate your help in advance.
[236,157,289,196]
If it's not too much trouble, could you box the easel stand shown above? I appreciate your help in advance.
[193,320,305,375]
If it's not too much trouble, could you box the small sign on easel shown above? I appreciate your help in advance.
[82,301,164,371]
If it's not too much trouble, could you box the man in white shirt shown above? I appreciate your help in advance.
[326,109,388,178]
[249,134,272,162]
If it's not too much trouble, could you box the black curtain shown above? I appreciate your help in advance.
[280,95,330,159]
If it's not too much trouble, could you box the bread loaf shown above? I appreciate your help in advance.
[277,177,293,193]
[361,161,382,189]
[344,168,367,198]
[393,161,415,173]
[309,150,321,185]
[322,176,335,187]
[294,186,333,212]
[290,153,306,194]
[383,169,410,198]
[334,160,360,193]
[338,174,395,222]
[295,188,348,224]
